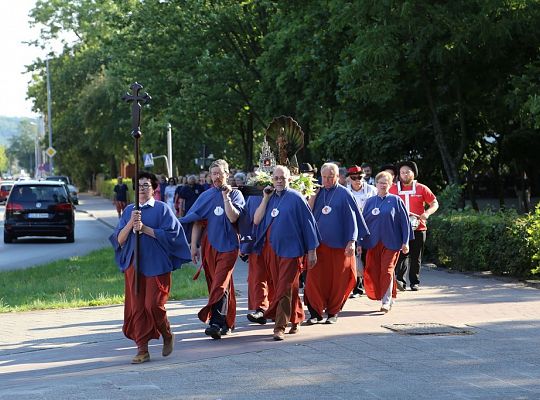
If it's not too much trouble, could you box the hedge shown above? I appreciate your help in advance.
[425,205,540,279]
[96,176,133,203]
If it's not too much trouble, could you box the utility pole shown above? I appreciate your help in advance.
[167,122,172,177]
[46,59,54,173]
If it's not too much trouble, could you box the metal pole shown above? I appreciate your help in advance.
[167,123,172,177]
[46,59,54,173]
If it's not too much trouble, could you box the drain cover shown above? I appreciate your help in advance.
[382,323,474,336]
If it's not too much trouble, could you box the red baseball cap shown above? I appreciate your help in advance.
[346,165,364,176]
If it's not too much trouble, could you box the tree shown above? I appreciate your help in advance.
[0,145,8,173]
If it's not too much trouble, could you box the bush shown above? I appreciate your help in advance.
[96,177,133,203]
[425,208,538,279]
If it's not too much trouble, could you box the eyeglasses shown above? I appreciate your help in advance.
[272,176,286,181]
[349,176,363,181]
[138,183,152,189]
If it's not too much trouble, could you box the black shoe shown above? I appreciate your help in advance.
[204,324,222,339]
[247,310,267,325]
[397,280,406,291]
[326,314,338,324]
[304,317,323,325]
[220,326,232,336]
[410,284,419,291]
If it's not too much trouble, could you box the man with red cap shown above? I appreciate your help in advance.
[346,165,377,298]
[390,161,439,291]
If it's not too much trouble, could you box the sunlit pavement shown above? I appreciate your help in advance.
[0,193,539,399]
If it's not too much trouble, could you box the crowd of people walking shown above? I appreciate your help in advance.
[110,158,438,364]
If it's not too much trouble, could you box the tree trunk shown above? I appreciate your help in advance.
[423,76,460,185]
[245,112,254,172]
[110,155,118,179]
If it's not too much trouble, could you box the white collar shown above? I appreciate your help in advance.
[398,180,417,195]
[139,197,156,208]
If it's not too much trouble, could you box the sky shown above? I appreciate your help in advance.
[0,0,47,118]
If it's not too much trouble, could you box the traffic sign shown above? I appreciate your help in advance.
[46,147,57,158]
[143,153,154,167]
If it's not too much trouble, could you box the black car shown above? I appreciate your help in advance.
[4,180,75,243]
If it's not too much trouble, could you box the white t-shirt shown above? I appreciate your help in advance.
[348,183,377,211]
[164,185,177,210]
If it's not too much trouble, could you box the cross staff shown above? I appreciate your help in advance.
[122,82,151,295]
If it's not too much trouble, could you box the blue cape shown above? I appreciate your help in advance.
[180,187,245,252]
[109,201,192,276]
[312,184,369,248]
[254,188,320,258]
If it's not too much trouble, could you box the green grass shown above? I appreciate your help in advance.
[0,247,208,313]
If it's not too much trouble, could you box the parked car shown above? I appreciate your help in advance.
[45,175,71,185]
[4,180,75,243]
[67,184,79,205]
[0,181,14,203]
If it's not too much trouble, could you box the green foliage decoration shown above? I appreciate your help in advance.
[247,171,319,197]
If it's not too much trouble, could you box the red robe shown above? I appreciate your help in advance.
[261,230,305,324]
[198,232,238,329]
[364,241,399,300]
[247,253,273,311]
[123,265,172,352]
[304,243,356,316]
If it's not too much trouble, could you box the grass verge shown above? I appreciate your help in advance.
[0,247,208,313]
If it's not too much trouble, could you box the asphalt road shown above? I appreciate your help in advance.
[0,201,113,271]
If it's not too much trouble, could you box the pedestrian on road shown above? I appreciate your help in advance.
[253,165,320,340]
[347,165,377,298]
[109,171,191,364]
[164,177,177,213]
[305,163,369,325]
[390,161,439,291]
[113,176,129,217]
[361,171,411,313]
[180,159,245,339]
[175,174,204,242]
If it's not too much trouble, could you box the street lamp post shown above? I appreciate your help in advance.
[167,122,172,177]
[46,59,54,173]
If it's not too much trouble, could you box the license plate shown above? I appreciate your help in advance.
[28,213,49,219]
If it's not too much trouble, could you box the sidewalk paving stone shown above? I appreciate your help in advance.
[0,193,539,399]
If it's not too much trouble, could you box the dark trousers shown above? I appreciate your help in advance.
[209,291,229,328]
[352,251,367,294]
[395,230,427,287]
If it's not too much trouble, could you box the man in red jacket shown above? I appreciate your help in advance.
[390,161,439,291]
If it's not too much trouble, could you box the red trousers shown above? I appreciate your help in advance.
[198,233,238,329]
[364,242,399,301]
[304,243,356,316]
[123,265,172,352]
[247,253,273,311]
[262,231,304,327]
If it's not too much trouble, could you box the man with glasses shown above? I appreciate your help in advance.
[253,166,320,341]
[181,159,245,339]
[110,171,191,364]
[347,165,377,298]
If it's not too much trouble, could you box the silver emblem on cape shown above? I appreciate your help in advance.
[214,206,224,216]
[371,208,380,216]
[271,208,279,217]
[322,206,332,215]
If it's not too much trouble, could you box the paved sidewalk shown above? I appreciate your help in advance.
[0,193,539,399]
